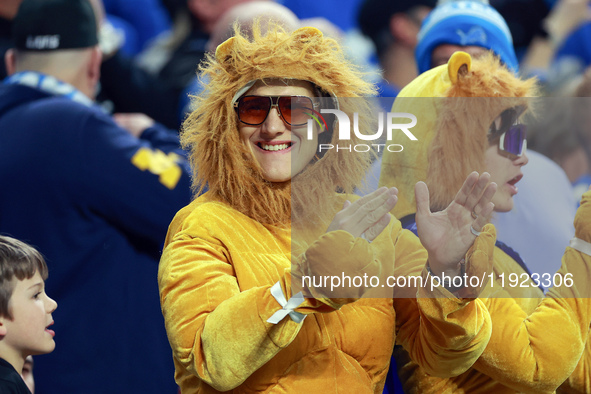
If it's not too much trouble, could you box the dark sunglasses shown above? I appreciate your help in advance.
[233,95,318,126]
[489,123,527,157]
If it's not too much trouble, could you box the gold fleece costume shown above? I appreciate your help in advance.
[158,28,494,393]
[380,52,591,393]
[159,194,493,393]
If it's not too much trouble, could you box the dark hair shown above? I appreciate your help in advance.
[358,0,435,59]
[0,235,48,319]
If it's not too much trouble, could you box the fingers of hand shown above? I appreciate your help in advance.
[453,171,479,206]
[354,188,398,231]
[414,181,431,216]
[471,180,497,218]
[351,186,397,218]
[464,172,491,212]
[350,187,389,209]
[329,187,397,236]
[335,188,386,222]
[363,213,392,242]
[472,201,494,233]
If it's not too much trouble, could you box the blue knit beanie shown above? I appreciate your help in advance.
[415,0,518,74]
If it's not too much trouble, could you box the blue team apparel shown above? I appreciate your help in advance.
[0,72,191,393]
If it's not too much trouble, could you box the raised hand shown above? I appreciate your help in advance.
[112,113,155,137]
[415,172,496,276]
[326,187,398,242]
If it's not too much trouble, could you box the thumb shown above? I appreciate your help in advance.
[415,181,432,218]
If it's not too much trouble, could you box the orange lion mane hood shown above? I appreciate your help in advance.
[380,51,538,218]
[181,23,376,226]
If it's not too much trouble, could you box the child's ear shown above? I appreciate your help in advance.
[448,51,472,85]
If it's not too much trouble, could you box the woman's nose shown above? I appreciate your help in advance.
[261,107,287,136]
[514,151,528,166]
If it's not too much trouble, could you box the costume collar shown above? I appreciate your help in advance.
[4,71,93,107]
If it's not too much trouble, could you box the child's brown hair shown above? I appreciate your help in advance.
[0,235,48,319]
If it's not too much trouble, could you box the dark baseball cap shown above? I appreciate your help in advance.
[358,0,436,43]
[358,0,436,57]
[13,0,98,51]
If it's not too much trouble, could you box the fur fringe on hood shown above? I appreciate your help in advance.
[181,23,377,226]
[380,51,538,218]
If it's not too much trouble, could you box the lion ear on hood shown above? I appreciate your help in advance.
[448,51,472,84]
[293,26,323,39]
[215,36,236,63]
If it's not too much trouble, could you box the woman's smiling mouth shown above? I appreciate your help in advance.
[256,141,293,152]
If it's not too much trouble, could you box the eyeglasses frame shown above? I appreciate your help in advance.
[233,95,320,126]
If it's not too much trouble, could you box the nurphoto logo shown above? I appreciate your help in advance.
[306,109,418,153]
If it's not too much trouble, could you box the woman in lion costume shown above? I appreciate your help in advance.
[157,24,503,393]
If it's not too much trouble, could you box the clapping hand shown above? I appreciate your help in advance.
[416,172,496,277]
[326,187,398,241]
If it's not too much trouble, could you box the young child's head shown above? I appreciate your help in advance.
[0,235,57,368]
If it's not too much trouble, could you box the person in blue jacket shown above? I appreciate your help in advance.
[0,0,192,393]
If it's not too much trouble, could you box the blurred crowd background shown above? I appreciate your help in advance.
[5,0,590,191]
[3,0,591,191]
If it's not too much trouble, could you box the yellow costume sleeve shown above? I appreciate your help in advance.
[473,284,591,392]
[392,226,493,378]
[470,189,591,393]
[561,190,591,393]
[558,339,591,393]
